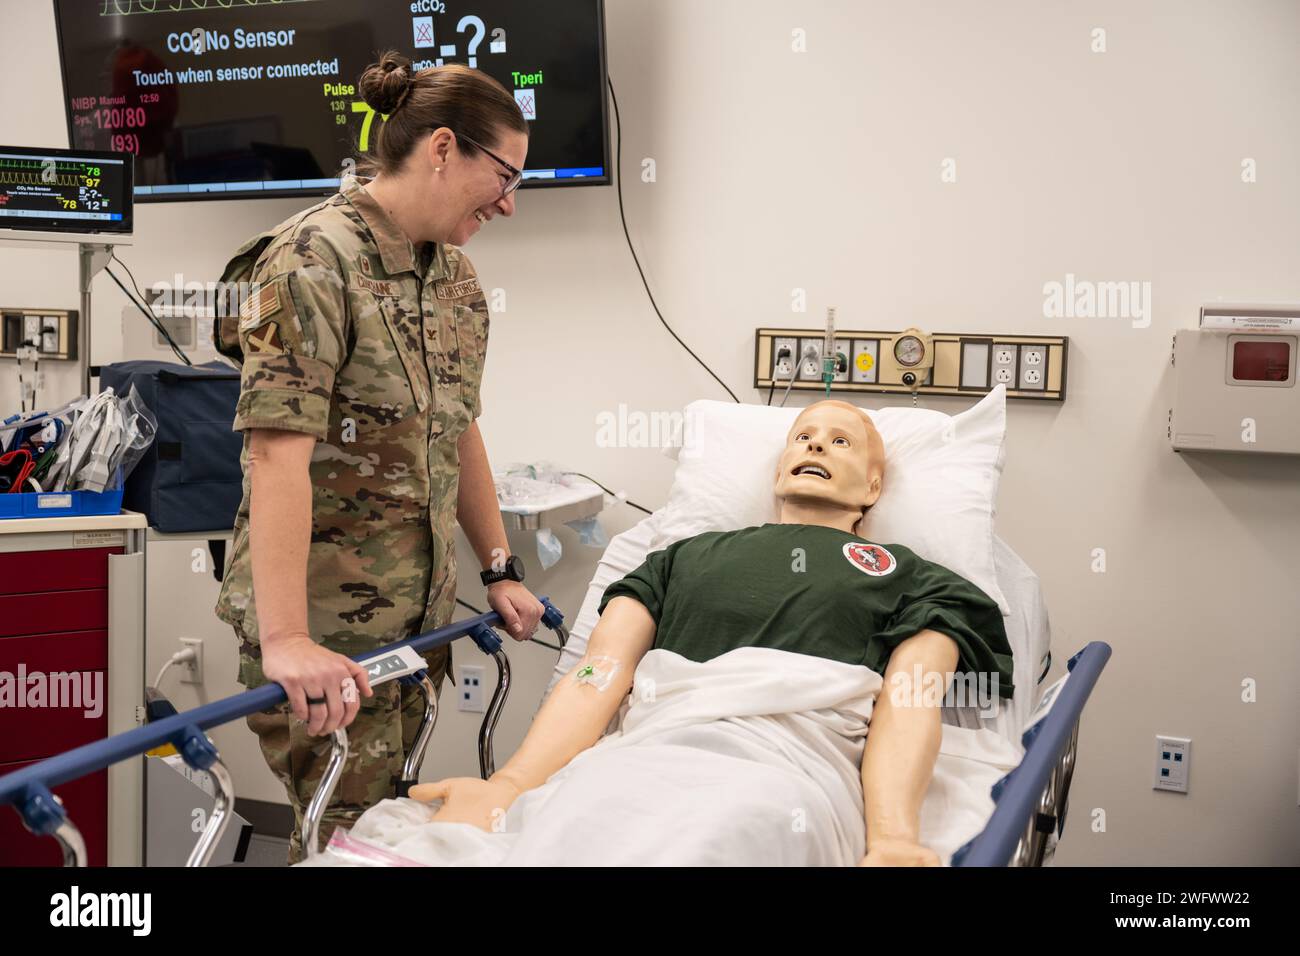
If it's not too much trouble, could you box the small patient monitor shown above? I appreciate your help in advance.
[1170,306,1300,455]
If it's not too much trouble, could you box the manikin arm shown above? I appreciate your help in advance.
[860,628,959,866]
[411,596,656,827]
[494,596,655,791]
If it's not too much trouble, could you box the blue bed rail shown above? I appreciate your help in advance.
[0,598,566,837]
[952,641,1112,867]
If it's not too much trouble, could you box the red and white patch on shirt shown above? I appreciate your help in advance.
[843,542,897,577]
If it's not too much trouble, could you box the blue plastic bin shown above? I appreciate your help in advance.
[0,469,125,520]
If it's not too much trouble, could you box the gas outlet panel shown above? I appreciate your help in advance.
[755,328,1068,401]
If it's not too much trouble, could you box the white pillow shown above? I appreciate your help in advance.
[653,386,1010,614]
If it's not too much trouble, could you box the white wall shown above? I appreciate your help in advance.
[2,0,1297,864]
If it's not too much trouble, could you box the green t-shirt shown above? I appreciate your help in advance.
[598,523,1014,699]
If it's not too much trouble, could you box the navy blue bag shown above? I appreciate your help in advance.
[98,360,243,533]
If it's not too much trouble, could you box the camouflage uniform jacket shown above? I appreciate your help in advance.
[214,175,489,687]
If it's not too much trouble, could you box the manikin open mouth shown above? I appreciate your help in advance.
[792,463,831,479]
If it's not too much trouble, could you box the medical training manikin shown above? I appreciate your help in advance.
[322,401,1015,867]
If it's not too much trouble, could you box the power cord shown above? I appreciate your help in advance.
[15,338,39,413]
[766,344,793,406]
[153,646,200,690]
[563,471,654,515]
[608,76,739,404]
[779,345,818,407]
[106,252,194,366]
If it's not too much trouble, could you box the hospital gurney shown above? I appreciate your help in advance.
[3,569,1108,868]
[549,513,1113,867]
[0,599,570,866]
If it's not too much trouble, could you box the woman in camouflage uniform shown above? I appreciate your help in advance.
[214,52,543,861]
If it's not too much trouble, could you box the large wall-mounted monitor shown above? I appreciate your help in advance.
[53,0,609,202]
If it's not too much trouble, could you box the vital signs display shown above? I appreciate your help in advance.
[0,145,133,234]
[53,0,609,201]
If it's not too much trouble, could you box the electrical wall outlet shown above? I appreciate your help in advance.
[1154,735,1191,793]
[798,339,823,381]
[180,638,204,685]
[41,316,60,354]
[457,664,485,713]
[772,336,797,380]
[1019,345,1047,390]
[993,346,1017,386]
[1,308,78,360]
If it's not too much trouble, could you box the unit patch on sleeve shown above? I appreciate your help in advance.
[244,321,285,354]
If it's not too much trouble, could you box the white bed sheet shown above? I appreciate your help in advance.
[311,646,1024,867]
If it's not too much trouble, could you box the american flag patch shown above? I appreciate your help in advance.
[239,283,283,330]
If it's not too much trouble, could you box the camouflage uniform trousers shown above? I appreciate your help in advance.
[243,642,451,864]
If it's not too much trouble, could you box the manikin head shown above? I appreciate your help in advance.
[773,401,887,534]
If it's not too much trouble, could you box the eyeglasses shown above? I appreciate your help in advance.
[446,129,523,196]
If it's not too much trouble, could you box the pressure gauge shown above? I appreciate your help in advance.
[894,334,926,368]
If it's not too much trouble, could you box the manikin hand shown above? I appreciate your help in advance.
[409,776,524,832]
[859,837,942,867]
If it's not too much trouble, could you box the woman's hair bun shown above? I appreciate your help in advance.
[359,51,414,114]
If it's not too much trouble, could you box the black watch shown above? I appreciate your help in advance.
[481,554,525,587]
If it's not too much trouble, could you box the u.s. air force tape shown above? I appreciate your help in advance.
[435,277,482,300]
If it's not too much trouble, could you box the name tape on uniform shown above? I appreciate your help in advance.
[351,274,400,297]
